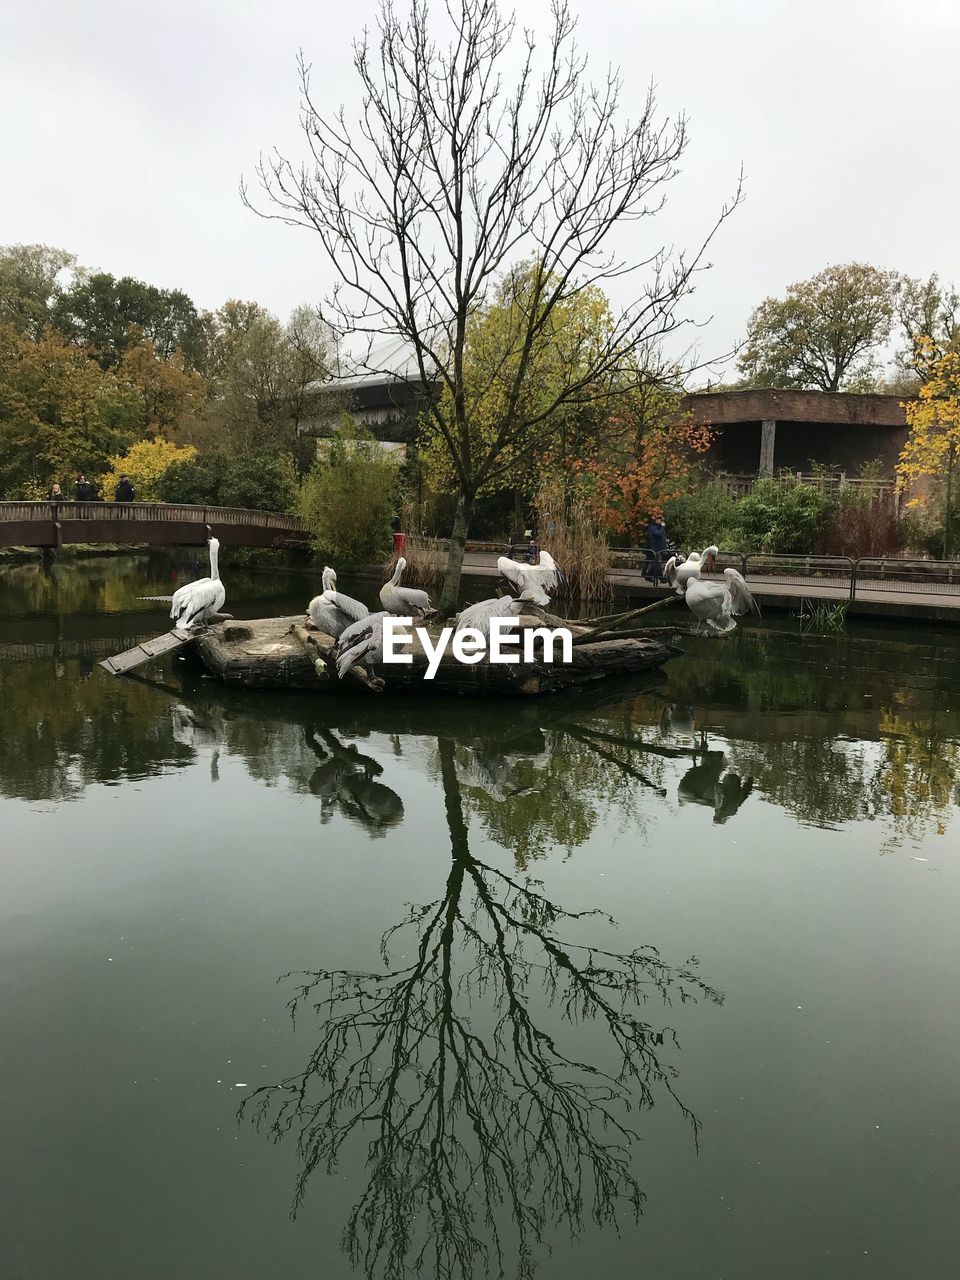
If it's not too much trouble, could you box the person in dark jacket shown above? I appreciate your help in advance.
[47,483,64,501]
[114,474,135,503]
[643,515,668,582]
[74,475,94,502]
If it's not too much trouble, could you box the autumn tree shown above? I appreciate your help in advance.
[738,263,895,392]
[586,380,713,541]
[119,339,207,441]
[247,0,739,613]
[898,342,960,557]
[0,324,142,496]
[892,273,960,382]
[0,244,77,339]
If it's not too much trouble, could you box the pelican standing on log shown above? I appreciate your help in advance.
[682,568,759,634]
[454,591,539,638]
[664,545,718,596]
[308,566,369,639]
[380,557,432,617]
[170,536,226,630]
[496,550,564,606]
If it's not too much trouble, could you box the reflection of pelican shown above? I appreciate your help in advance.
[308,566,369,639]
[243,737,721,1280]
[659,702,705,749]
[340,773,404,831]
[678,747,753,823]
[683,568,759,634]
[380,558,432,617]
[304,728,404,833]
[170,537,225,630]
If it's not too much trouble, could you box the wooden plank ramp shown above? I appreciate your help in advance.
[99,629,194,676]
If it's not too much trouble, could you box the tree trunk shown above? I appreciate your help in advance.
[945,444,956,561]
[438,491,475,618]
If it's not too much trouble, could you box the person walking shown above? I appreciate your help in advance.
[642,514,667,582]
[74,474,94,502]
[114,474,135,503]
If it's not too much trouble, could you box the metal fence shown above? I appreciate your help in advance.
[698,552,960,601]
[498,543,960,601]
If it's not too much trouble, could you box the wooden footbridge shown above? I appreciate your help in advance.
[0,501,308,550]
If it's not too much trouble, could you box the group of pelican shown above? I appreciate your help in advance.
[167,532,757,662]
[305,551,565,680]
[663,544,759,634]
[305,558,432,680]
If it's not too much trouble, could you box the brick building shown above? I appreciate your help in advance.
[682,389,912,478]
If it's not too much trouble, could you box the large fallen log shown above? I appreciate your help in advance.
[195,614,675,696]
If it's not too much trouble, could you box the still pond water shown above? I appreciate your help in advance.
[1,554,959,1280]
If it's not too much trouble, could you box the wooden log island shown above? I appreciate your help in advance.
[192,613,676,696]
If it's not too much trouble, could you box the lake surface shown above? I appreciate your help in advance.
[2,555,959,1280]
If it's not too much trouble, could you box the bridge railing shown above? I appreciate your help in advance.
[0,501,305,532]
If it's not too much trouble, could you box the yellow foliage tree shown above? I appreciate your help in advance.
[98,437,197,503]
[898,339,960,556]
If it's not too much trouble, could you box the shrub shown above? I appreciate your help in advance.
[732,477,831,553]
[663,481,739,553]
[157,448,296,512]
[298,421,400,565]
[98,437,197,503]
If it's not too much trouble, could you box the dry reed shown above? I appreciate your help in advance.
[534,478,612,602]
[382,534,447,593]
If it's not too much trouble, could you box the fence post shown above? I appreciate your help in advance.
[850,559,858,602]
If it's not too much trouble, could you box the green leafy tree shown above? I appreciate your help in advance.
[52,272,205,369]
[298,420,398,564]
[739,263,895,391]
[200,301,333,467]
[157,447,296,512]
[0,243,77,338]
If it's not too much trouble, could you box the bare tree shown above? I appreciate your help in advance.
[245,0,739,612]
[242,736,721,1280]
[893,272,960,383]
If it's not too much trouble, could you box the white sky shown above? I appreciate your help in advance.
[2,0,958,379]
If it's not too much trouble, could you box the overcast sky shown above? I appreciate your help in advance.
[2,0,958,378]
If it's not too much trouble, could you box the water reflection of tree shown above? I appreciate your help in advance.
[0,659,193,801]
[243,738,721,1280]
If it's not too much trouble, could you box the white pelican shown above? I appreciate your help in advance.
[169,537,226,630]
[307,566,369,638]
[683,567,759,633]
[454,590,539,638]
[496,550,564,606]
[380,557,432,617]
[335,610,393,678]
[664,545,718,596]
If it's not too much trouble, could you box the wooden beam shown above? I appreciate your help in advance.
[99,629,194,676]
